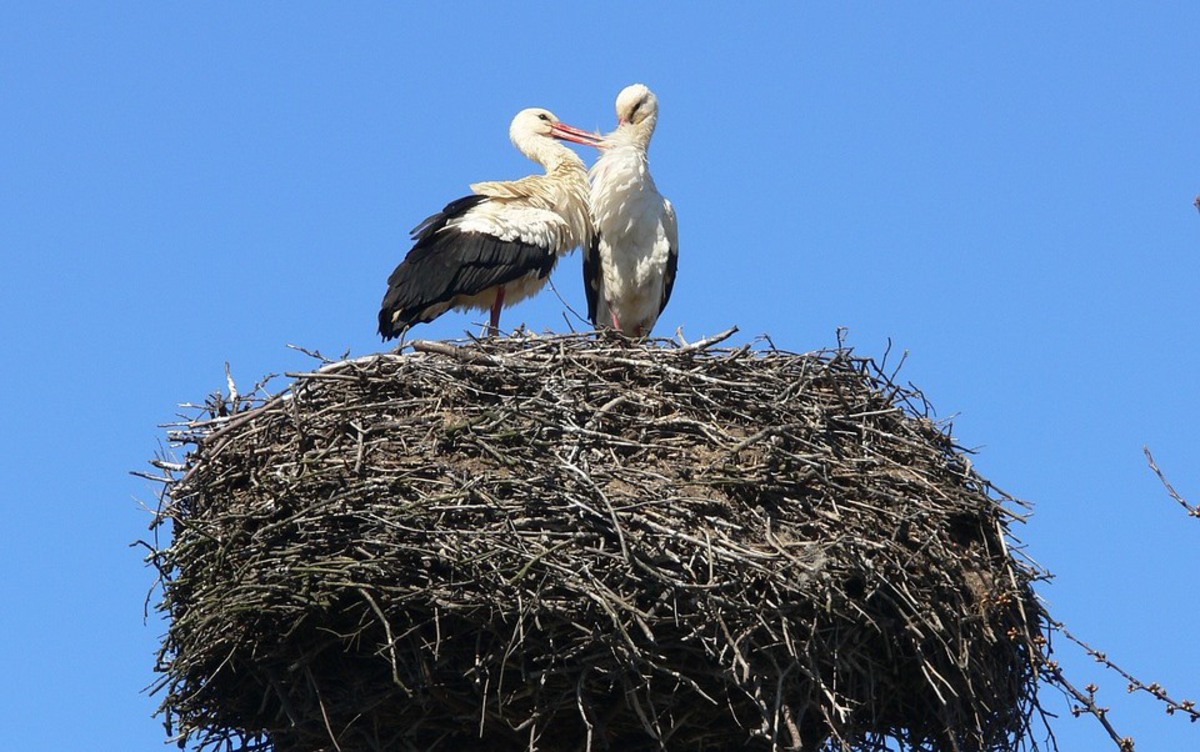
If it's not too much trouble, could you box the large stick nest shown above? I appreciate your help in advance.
[147,331,1048,752]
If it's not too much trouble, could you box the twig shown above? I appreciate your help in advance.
[1055,621,1200,723]
[676,326,739,353]
[1143,446,1199,517]
[409,339,502,366]
[1041,657,1134,751]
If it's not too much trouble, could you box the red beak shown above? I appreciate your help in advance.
[551,122,604,148]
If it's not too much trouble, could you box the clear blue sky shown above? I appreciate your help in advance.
[2,4,1197,749]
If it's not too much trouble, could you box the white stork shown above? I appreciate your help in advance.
[378,107,601,340]
[583,83,679,337]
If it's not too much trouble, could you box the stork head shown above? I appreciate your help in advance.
[615,83,658,128]
[510,108,603,152]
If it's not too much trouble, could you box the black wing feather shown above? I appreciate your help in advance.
[582,230,603,326]
[659,243,678,317]
[408,194,488,244]
[378,194,554,340]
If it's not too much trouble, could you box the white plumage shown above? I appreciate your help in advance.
[584,84,678,337]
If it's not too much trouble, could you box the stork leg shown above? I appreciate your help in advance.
[488,286,506,337]
[610,310,621,333]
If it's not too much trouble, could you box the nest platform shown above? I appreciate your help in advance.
[147,331,1046,752]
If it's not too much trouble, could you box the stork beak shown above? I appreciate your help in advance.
[551,122,604,148]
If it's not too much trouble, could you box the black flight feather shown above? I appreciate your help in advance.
[378,194,554,340]
[660,243,678,318]
[582,230,603,326]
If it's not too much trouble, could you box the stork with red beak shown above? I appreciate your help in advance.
[583,84,679,337]
[378,108,602,340]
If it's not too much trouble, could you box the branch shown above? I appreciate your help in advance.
[1055,621,1199,724]
[1143,446,1199,518]
[1042,653,1135,751]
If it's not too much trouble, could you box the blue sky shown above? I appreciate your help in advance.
[2,3,1197,749]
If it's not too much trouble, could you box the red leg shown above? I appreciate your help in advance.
[610,310,621,332]
[488,286,505,336]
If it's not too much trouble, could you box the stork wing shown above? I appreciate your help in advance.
[408,194,488,242]
[470,174,553,203]
[378,194,562,339]
[659,198,679,316]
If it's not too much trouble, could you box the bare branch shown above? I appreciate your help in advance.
[1144,446,1199,518]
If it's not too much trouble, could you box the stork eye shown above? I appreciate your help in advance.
[537,113,550,121]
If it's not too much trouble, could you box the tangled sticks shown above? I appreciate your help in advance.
[147,331,1047,752]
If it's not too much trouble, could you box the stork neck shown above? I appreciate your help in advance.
[516,133,585,173]
[609,117,656,152]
